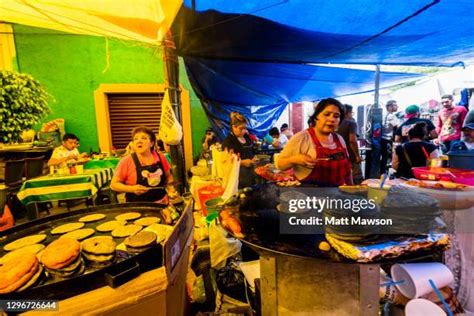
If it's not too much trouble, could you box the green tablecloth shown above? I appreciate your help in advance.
[84,158,120,170]
[17,168,113,205]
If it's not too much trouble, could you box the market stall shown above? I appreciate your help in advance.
[0,201,193,315]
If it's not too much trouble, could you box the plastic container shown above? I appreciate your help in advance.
[412,167,474,185]
[448,151,474,170]
[391,262,454,299]
[198,186,224,215]
[204,197,223,216]
[205,212,219,226]
[401,181,474,210]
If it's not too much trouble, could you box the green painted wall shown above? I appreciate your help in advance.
[13,24,209,158]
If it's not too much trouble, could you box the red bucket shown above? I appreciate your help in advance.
[198,186,224,215]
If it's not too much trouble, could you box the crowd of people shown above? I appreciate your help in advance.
[380,94,471,179]
[190,93,473,188]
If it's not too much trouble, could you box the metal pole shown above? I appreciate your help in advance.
[368,65,383,178]
[374,65,381,108]
[162,31,186,192]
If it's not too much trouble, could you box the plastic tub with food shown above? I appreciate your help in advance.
[401,179,474,210]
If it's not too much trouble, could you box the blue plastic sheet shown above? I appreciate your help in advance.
[172,0,474,137]
[176,0,474,66]
[184,57,423,138]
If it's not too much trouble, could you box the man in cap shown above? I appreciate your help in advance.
[449,122,474,151]
[436,94,468,153]
[394,105,437,144]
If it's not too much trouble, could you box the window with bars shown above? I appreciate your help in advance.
[107,93,163,149]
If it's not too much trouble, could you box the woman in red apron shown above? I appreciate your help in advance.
[111,127,176,202]
[276,98,353,187]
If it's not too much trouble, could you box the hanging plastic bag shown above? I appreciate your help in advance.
[159,90,183,145]
[209,220,241,269]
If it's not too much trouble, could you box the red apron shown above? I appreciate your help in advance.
[302,128,353,187]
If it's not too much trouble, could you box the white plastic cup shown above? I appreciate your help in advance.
[391,263,454,299]
[405,298,447,316]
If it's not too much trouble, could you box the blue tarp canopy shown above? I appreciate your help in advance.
[171,0,474,136]
[185,57,423,138]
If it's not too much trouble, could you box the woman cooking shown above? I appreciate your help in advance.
[276,98,353,186]
[111,126,176,202]
[222,112,257,188]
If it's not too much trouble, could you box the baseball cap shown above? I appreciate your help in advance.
[462,122,474,130]
[405,105,420,115]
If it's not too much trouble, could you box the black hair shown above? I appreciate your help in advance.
[157,139,165,152]
[408,122,428,139]
[280,123,289,131]
[62,133,79,142]
[386,100,397,109]
[344,104,353,114]
[441,94,454,101]
[269,127,280,137]
[308,98,345,126]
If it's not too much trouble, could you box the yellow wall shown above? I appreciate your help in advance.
[0,23,16,70]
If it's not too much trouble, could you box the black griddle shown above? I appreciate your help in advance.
[223,183,442,263]
[0,202,181,300]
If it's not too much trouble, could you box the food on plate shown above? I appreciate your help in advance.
[111,224,143,238]
[134,216,161,226]
[405,179,469,191]
[79,213,106,222]
[41,238,84,277]
[115,212,142,221]
[60,228,95,241]
[50,222,85,235]
[3,234,47,252]
[124,231,157,254]
[0,244,45,266]
[96,220,126,232]
[255,164,296,182]
[0,252,39,293]
[82,236,117,267]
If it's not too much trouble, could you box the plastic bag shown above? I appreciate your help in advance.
[159,90,183,145]
[209,220,241,269]
[215,258,247,304]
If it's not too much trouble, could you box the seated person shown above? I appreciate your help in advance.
[450,122,474,151]
[48,133,87,167]
[269,127,288,149]
[392,122,439,179]
[280,123,293,139]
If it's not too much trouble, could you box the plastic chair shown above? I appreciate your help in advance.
[25,156,45,179]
